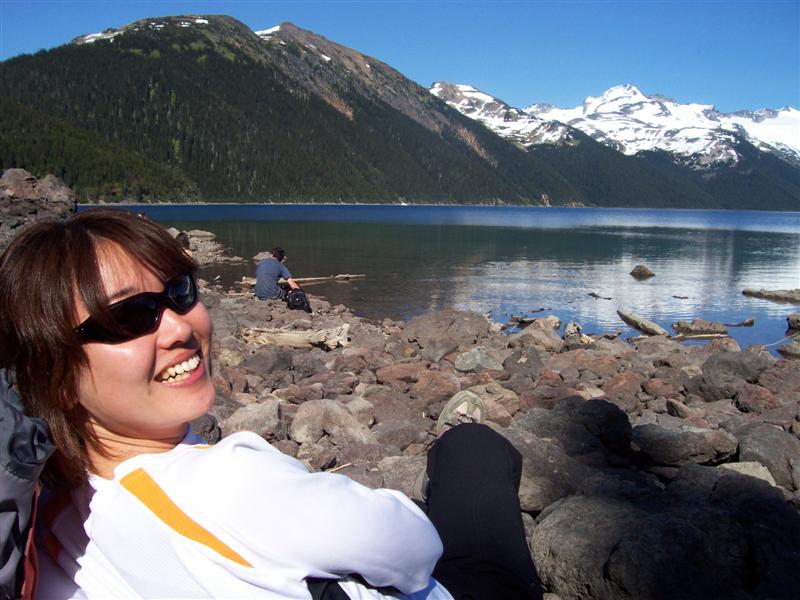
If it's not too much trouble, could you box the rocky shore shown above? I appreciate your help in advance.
[197,279,800,599]
[2,170,799,598]
[0,169,75,250]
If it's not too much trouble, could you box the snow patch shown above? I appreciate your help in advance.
[76,29,124,44]
[256,25,281,40]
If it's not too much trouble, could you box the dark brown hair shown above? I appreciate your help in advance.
[0,209,197,488]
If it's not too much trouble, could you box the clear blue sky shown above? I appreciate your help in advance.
[0,0,797,113]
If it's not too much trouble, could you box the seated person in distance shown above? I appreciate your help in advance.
[255,247,299,300]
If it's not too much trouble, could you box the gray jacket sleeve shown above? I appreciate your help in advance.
[0,369,54,600]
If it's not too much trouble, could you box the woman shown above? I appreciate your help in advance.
[0,209,540,599]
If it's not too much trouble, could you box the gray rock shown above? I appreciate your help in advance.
[297,439,337,471]
[502,347,544,379]
[531,489,796,600]
[737,423,800,490]
[453,347,503,373]
[632,423,738,466]
[511,397,631,460]
[223,397,282,439]
[788,312,800,331]
[777,340,800,359]
[719,461,777,486]
[0,169,75,252]
[629,264,655,279]
[289,400,375,446]
[371,419,428,450]
[404,309,490,353]
[345,397,375,427]
[699,351,771,400]
[295,371,359,399]
[509,316,564,353]
[377,454,427,500]
[241,346,293,376]
[501,427,595,512]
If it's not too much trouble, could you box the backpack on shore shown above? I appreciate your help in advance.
[285,287,312,313]
[1,368,54,600]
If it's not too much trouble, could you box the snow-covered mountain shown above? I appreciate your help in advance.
[432,82,800,169]
[430,82,576,146]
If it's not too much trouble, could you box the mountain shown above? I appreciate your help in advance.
[431,82,800,172]
[431,82,800,210]
[0,15,797,208]
[0,16,578,204]
[525,85,800,168]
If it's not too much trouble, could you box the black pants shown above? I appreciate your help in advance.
[424,424,542,600]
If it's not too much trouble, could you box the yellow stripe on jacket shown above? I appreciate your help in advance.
[120,467,253,568]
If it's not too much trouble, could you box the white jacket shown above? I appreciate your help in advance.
[38,431,453,599]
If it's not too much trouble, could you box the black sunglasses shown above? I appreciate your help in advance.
[74,274,198,343]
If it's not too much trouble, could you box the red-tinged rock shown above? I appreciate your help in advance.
[375,361,428,383]
[518,388,561,411]
[758,361,800,396]
[644,377,684,399]
[411,370,461,405]
[666,398,705,420]
[603,371,645,398]
[538,368,562,383]
[735,383,780,413]
[483,396,514,427]
[468,382,521,417]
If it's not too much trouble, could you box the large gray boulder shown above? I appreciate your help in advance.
[223,397,282,439]
[632,424,738,466]
[698,351,771,400]
[736,423,800,490]
[502,346,544,379]
[511,397,631,462]
[453,347,503,373]
[501,427,596,512]
[288,399,375,446]
[532,465,800,600]
[404,309,490,359]
[509,316,564,353]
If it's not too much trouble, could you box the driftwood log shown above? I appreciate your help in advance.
[617,309,669,336]
[241,324,350,350]
[240,274,366,288]
[742,288,800,303]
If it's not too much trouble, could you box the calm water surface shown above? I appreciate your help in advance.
[104,205,800,352]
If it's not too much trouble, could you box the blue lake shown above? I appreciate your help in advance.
[102,204,800,353]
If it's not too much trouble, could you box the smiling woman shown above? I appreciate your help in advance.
[0,209,202,487]
[0,209,541,600]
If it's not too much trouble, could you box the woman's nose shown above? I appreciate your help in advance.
[157,307,194,347]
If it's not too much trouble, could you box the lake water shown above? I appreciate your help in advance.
[104,204,800,352]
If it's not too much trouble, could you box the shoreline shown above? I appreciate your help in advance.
[200,278,800,598]
[80,201,800,216]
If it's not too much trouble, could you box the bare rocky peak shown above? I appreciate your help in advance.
[259,24,471,139]
[73,15,269,64]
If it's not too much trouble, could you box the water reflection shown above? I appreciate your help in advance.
[145,213,800,351]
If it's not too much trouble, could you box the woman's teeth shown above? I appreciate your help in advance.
[158,354,201,382]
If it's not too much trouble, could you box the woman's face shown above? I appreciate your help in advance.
[75,246,215,441]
